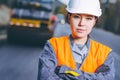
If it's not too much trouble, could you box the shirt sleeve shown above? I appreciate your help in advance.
[81,51,115,80]
[37,41,63,80]
[56,51,115,80]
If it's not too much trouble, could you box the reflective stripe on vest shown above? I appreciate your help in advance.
[49,36,111,73]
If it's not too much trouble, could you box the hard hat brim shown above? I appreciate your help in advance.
[66,8,102,17]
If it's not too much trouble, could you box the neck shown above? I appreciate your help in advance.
[73,36,88,45]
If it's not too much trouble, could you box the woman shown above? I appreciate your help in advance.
[37,0,115,80]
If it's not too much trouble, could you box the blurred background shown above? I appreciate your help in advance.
[0,0,120,80]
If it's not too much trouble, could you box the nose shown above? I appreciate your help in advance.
[78,18,85,26]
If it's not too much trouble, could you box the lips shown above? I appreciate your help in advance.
[76,29,86,33]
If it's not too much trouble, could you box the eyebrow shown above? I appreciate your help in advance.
[73,14,95,17]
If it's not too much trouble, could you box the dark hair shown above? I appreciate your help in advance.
[95,16,98,23]
[66,12,71,23]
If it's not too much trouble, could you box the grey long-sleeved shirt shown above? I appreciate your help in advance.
[37,36,115,80]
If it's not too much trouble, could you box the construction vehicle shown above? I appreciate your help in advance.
[7,0,55,46]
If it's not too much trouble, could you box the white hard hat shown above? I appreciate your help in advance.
[66,0,102,17]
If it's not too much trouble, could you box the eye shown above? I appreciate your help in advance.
[86,17,93,20]
[73,15,81,19]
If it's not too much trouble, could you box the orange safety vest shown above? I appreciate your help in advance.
[49,36,111,73]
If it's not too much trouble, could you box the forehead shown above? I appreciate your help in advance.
[71,13,95,17]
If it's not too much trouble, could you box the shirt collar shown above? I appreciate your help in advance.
[69,35,91,49]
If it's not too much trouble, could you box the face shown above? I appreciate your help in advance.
[68,13,97,39]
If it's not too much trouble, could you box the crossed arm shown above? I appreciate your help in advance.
[37,42,115,80]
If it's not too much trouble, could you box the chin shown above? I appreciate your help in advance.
[76,34,87,38]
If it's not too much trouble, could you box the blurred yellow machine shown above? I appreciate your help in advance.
[7,0,55,46]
